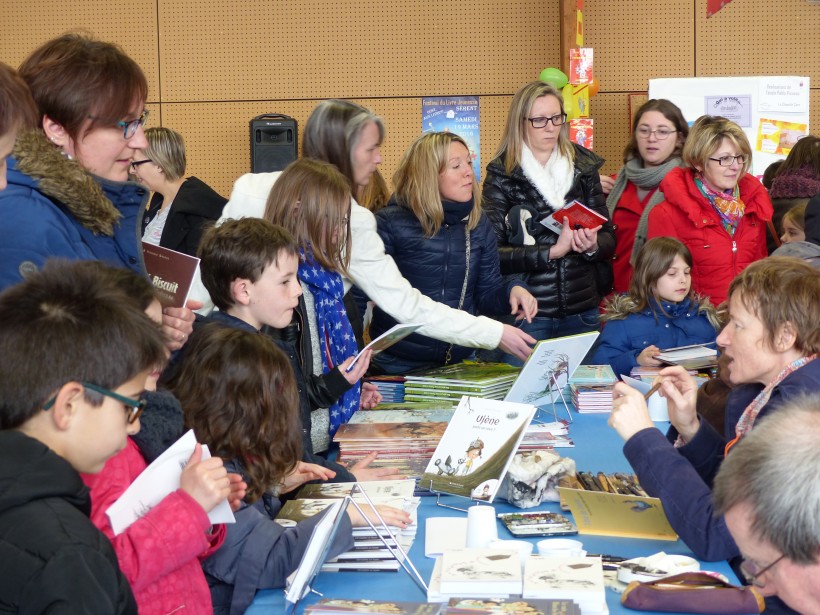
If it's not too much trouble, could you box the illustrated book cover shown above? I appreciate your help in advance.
[539,201,606,235]
[439,548,522,595]
[522,556,605,614]
[142,242,200,308]
[421,396,536,502]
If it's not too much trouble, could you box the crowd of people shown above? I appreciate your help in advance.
[1,31,819,615]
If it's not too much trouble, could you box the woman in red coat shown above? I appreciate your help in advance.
[606,99,689,293]
[647,116,772,306]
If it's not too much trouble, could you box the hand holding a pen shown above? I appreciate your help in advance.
[657,365,700,442]
[339,348,373,384]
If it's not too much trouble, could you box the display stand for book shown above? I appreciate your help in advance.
[285,483,428,614]
[542,369,573,424]
[425,479,490,513]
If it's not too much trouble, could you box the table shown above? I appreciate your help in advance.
[247,406,738,613]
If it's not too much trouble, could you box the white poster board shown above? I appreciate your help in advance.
[648,76,810,177]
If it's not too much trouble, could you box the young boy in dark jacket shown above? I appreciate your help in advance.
[0,260,167,613]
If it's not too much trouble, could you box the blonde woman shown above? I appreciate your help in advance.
[647,115,773,305]
[372,132,536,374]
[483,82,614,365]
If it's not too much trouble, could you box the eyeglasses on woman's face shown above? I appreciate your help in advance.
[636,127,677,140]
[527,114,567,128]
[116,110,150,140]
[708,154,746,167]
[129,158,153,172]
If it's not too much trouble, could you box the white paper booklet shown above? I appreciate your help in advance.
[106,429,235,535]
[505,332,599,407]
[439,548,522,595]
[346,323,423,371]
[523,555,607,614]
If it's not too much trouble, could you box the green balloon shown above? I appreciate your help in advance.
[539,67,569,89]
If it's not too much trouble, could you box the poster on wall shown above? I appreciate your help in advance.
[648,76,810,176]
[422,96,481,181]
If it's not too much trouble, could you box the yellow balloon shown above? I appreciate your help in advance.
[562,84,579,120]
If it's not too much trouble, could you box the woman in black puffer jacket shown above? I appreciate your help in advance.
[371,132,537,374]
[482,82,615,364]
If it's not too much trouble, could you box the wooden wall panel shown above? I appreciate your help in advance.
[157,0,558,102]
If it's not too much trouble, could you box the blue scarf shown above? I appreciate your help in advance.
[297,252,361,435]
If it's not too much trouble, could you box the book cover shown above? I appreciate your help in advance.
[445,597,581,615]
[142,242,200,308]
[297,479,417,500]
[556,487,677,540]
[440,549,522,595]
[348,407,456,424]
[569,48,593,84]
[334,421,448,442]
[347,323,423,371]
[654,344,718,370]
[569,365,617,384]
[405,362,520,387]
[522,556,605,613]
[306,598,440,614]
[276,496,419,528]
[504,332,600,407]
[422,396,536,502]
[539,200,606,235]
[568,119,594,150]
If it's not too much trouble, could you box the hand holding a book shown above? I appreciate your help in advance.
[349,451,405,483]
[637,345,663,367]
[570,224,601,255]
[279,462,337,495]
[161,299,201,351]
[180,443,234,513]
[548,217,575,260]
[509,285,537,323]
[609,382,654,441]
[347,502,412,530]
[657,366,700,442]
[339,349,372,384]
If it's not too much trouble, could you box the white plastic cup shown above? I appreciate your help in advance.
[465,504,498,548]
[536,537,586,557]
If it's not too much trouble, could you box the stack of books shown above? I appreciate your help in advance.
[403,362,520,403]
[522,556,607,614]
[364,375,407,403]
[518,421,574,450]
[305,600,440,615]
[428,549,522,602]
[277,480,420,572]
[333,421,448,481]
[568,365,618,414]
[347,403,456,425]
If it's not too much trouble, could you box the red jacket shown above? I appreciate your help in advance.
[611,182,659,294]
[647,167,772,305]
[82,439,225,615]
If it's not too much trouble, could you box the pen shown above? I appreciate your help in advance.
[644,380,663,400]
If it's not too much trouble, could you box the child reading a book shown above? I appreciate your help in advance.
[592,237,720,377]
[77,262,245,615]
[167,325,412,615]
[263,158,381,449]
[0,260,167,612]
[371,132,537,374]
[196,216,397,483]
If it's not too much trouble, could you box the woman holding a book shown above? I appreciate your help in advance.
[608,257,820,614]
[483,82,615,365]
[646,115,772,306]
[370,131,537,374]
[605,99,689,294]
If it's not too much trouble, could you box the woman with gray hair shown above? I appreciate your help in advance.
[132,126,227,257]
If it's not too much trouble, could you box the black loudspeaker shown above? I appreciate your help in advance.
[250,114,298,173]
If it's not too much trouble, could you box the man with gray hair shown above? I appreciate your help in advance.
[714,395,820,615]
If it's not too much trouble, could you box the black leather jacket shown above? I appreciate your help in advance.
[482,144,615,318]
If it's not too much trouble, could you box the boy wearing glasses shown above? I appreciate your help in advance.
[0,260,167,613]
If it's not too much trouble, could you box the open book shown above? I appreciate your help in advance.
[653,343,717,370]
[346,323,423,372]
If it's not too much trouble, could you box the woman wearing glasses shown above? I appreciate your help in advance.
[606,99,689,294]
[647,115,773,305]
[483,82,615,363]
[0,33,195,349]
[132,127,227,257]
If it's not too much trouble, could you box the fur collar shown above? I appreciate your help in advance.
[520,144,574,211]
[602,293,721,329]
[12,131,121,236]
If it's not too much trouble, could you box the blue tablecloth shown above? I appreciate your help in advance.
[248,406,738,613]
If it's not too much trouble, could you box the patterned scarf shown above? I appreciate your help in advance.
[695,174,746,236]
[297,251,361,436]
[725,354,817,454]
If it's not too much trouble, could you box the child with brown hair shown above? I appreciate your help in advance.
[592,237,720,377]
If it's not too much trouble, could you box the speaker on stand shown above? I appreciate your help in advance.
[250,114,298,173]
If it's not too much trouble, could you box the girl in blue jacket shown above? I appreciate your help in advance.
[371,132,537,374]
[592,237,720,377]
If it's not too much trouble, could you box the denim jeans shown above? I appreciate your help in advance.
[493,308,601,367]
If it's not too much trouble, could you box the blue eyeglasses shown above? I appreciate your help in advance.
[43,382,146,424]
[116,110,149,140]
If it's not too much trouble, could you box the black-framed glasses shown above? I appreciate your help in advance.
[130,159,153,171]
[43,382,146,424]
[636,127,677,140]
[116,110,150,139]
[739,554,785,587]
[528,114,567,128]
[709,154,746,167]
